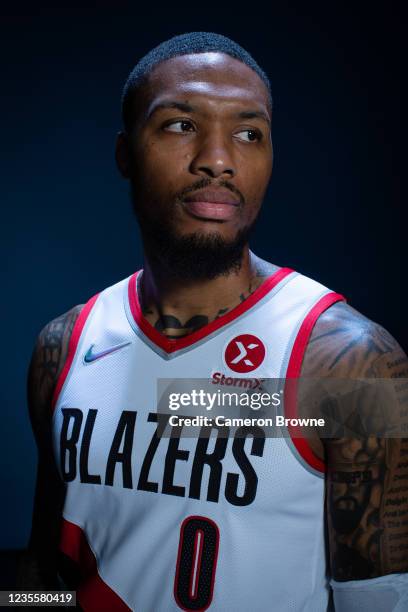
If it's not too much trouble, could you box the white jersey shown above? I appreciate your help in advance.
[52,267,344,611]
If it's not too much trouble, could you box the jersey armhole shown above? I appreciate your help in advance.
[284,291,346,473]
[51,293,100,413]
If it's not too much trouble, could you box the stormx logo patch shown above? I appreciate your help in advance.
[224,334,266,373]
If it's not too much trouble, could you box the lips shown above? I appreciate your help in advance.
[183,188,241,221]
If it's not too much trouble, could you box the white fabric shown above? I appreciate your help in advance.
[53,270,337,611]
[331,574,408,611]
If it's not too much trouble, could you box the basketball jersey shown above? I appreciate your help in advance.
[51,267,344,611]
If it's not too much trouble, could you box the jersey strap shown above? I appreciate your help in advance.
[285,291,346,473]
[51,293,100,413]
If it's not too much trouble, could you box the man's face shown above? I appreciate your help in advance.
[117,52,273,276]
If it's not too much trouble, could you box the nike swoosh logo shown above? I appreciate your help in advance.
[83,341,131,364]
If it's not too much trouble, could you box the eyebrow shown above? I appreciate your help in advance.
[147,100,270,125]
[147,101,195,119]
[237,110,270,125]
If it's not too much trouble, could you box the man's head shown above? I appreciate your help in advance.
[116,32,273,280]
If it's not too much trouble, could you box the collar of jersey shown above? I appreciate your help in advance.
[127,267,294,354]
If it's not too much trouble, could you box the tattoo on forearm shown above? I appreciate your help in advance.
[382,438,408,570]
[327,439,386,580]
[321,321,408,579]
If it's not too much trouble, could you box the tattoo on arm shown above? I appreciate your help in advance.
[28,305,83,430]
[327,438,408,579]
[38,314,75,390]
[20,305,83,588]
[310,308,408,579]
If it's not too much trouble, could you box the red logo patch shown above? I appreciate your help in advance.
[224,334,266,373]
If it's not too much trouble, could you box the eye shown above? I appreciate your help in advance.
[234,129,262,143]
[163,120,195,133]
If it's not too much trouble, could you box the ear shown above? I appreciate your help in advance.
[115,131,131,178]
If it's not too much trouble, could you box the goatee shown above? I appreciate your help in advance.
[141,220,254,281]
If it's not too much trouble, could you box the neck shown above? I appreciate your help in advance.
[139,249,277,339]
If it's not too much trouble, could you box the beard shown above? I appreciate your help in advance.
[130,184,256,281]
[143,221,253,280]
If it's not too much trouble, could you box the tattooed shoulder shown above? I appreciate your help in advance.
[301,301,408,580]
[28,305,83,437]
[302,300,406,378]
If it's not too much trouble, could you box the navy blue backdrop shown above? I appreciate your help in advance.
[1,3,406,552]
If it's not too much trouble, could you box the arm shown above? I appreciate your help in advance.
[18,306,83,588]
[302,302,408,603]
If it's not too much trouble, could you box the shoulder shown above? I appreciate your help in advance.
[301,299,407,379]
[28,305,84,441]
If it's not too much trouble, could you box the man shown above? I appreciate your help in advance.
[21,32,408,610]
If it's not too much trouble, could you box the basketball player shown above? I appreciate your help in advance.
[20,33,408,611]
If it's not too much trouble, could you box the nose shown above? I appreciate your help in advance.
[189,131,235,179]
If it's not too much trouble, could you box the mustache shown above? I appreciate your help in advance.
[174,178,245,206]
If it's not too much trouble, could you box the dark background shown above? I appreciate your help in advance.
[1,1,406,584]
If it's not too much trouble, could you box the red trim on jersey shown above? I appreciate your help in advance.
[51,293,99,413]
[285,291,346,473]
[60,518,131,611]
[128,267,294,353]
